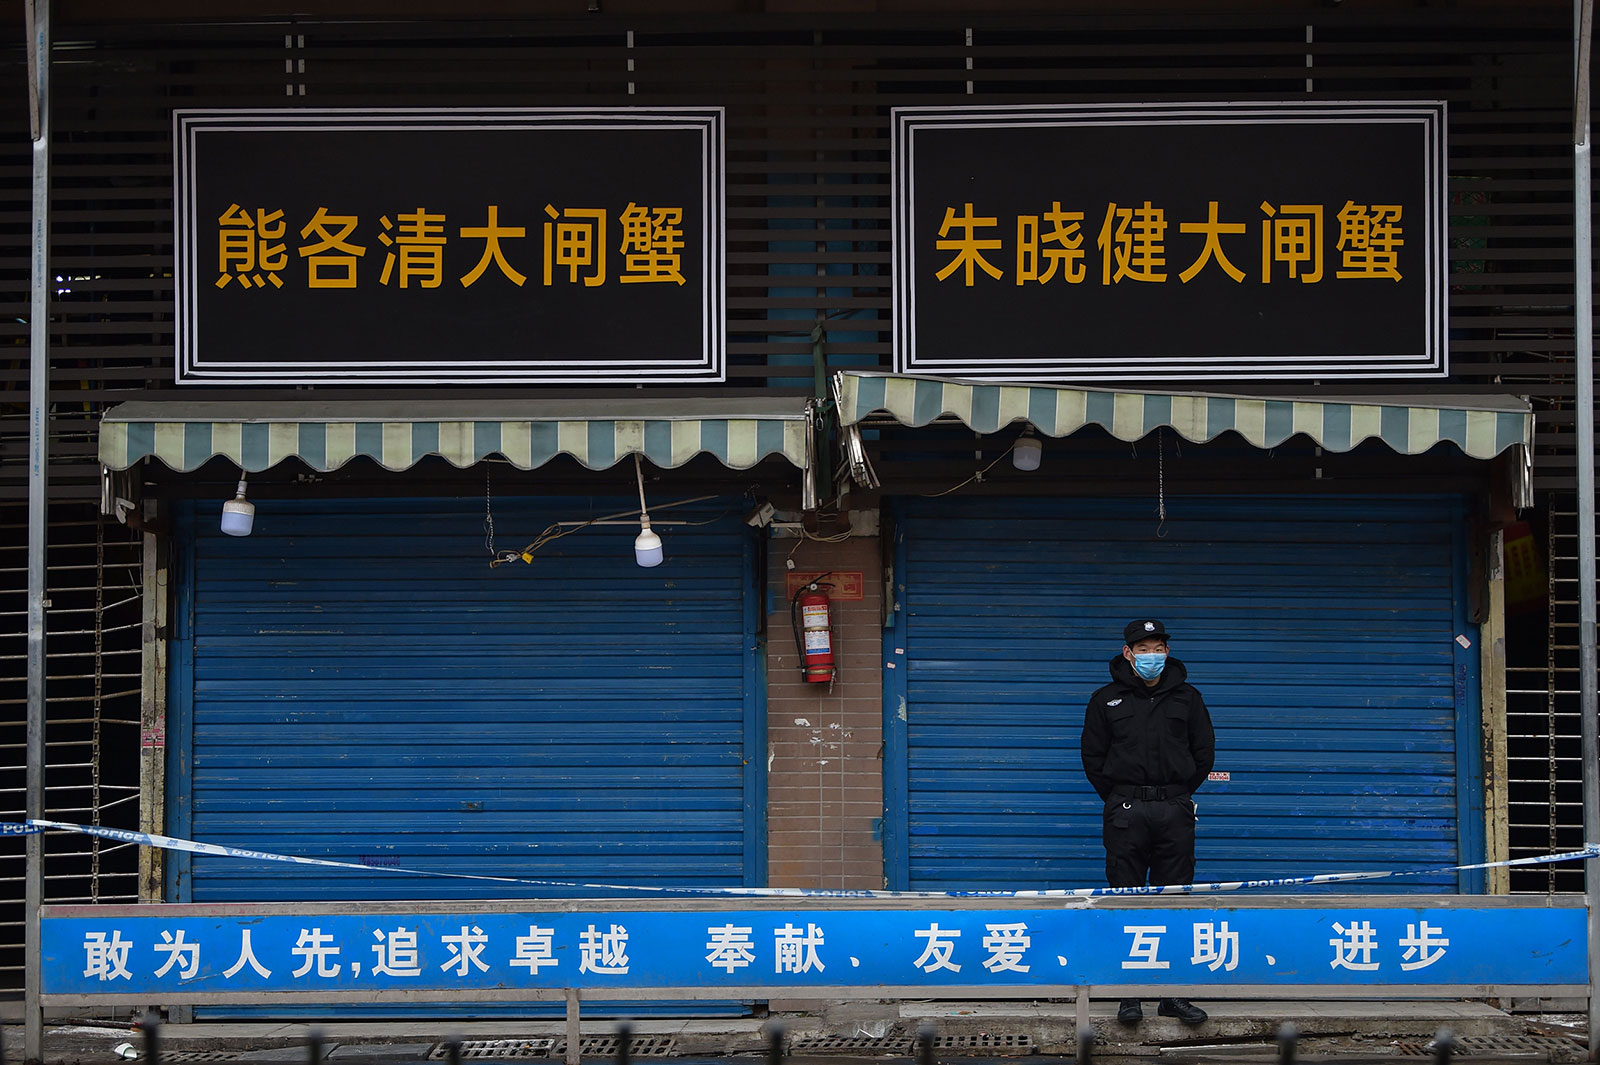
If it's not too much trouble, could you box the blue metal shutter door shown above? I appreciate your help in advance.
[167,496,761,1015]
[886,495,1479,894]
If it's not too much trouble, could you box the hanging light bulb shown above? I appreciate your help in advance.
[1012,426,1042,471]
[633,453,664,567]
[634,519,664,568]
[220,472,255,536]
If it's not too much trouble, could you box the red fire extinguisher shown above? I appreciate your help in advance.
[792,578,835,684]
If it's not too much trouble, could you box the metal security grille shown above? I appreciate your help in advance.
[0,417,144,992]
[0,10,1578,422]
[1505,497,1585,894]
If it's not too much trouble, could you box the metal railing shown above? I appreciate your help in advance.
[90,1012,1470,1065]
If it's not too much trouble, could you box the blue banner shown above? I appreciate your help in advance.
[43,906,1583,996]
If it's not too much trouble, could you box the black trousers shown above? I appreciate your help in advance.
[1102,794,1197,888]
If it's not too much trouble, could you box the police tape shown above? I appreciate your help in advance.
[7,818,1599,899]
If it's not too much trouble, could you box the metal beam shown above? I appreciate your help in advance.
[24,0,50,1062]
[1573,0,1598,1056]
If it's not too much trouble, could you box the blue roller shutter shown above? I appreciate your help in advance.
[167,496,762,1012]
[885,495,1481,894]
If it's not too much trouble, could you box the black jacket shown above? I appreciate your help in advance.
[1080,654,1215,801]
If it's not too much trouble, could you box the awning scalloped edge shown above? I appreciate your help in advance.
[834,372,1531,462]
[98,417,810,474]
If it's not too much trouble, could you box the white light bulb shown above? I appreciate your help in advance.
[634,523,663,567]
[220,479,254,537]
[1012,435,1042,472]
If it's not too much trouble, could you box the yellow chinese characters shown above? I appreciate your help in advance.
[378,209,447,289]
[1097,202,1168,284]
[931,199,1405,286]
[1016,203,1086,285]
[1177,201,1246,284]
[1260,203,1324,283]
[1336,202,1404,280]
[544,205,607,287]
[936,203,1004,285]
[618,203,686,285]
[213,203,697,292]
[216,204,288,289]
[298,208,365,289]
[459,206,527,288]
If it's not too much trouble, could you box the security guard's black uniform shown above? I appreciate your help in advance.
[1080,619,1215,1027]
[1081,648,1214,887]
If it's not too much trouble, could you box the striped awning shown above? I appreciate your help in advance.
[99,398,812,474]
[835,371,1532,462]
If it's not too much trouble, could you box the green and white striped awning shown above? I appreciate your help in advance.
[835,371,1532,462]
[99,398,812,473]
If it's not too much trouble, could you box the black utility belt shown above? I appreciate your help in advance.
[1110,785,1187,800]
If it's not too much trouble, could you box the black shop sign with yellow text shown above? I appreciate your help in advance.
[174,108,724,384]
[892,102,1446,381]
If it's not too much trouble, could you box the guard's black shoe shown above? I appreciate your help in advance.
[1116,999,1143,1025]
[1158,998,1207,1025]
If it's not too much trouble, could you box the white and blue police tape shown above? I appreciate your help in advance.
[8,818,1599,899]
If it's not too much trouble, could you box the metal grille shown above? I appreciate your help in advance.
[1394,1035,1588,1058]
[1506,498,1585,894]
[551,1036,674,1058]
[790,1035,915,1054]
[931,1033,1033,1053]
[155,1053,247,1063]
[1,10,1577,426]
[429,1040,557,1060]
[0,459,145,992]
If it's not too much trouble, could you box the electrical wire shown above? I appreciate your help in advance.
[489,493,720,568]
[920,443,1019,498]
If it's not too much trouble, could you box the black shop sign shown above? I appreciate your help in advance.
[174,108,724,384]
[892,102,1446,381]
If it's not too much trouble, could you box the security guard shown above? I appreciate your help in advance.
[1080,619,1215,1028]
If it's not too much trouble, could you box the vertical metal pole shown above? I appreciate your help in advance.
[24,1,50,1062]
[1574,0,1598,1057]
[564,989,581,1065]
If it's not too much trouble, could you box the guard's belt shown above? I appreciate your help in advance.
[1111,784,1184,800]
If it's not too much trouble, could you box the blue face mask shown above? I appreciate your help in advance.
[1132,652,1167,680]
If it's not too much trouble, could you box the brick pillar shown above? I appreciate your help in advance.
[765,531,884,889]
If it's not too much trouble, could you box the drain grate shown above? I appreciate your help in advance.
[158,1054,243,1063]
[552,1035,675,1058]
[934,1029,1030,1055]
[430,1039,557,1060]
[790,1035,915,1055]
[932,1033,1033,1055]
[1394,1035,1586,1058]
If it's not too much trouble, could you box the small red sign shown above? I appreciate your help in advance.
[785,571,865,600]
[1207,771,1230,782]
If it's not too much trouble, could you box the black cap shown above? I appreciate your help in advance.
[1123,619,1170,645]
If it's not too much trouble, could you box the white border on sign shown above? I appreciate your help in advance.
[890,101,1449,382]
[173,107,726,385]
